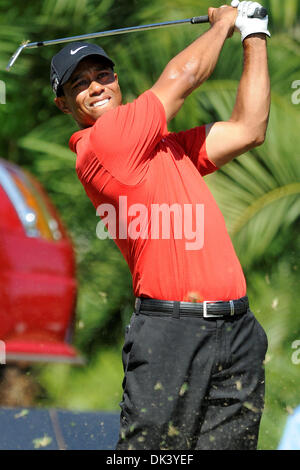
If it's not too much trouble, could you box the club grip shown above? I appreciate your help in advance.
[191,7,267,25]
[191,15,209,24]
[251,7,268,18]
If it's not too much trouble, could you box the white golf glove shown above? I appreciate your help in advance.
[231,0,271,42]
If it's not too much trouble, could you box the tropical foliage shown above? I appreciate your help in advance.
[0,0,299,450]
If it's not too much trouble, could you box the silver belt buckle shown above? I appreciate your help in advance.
[203,300,235,318]
[203,300,224,318]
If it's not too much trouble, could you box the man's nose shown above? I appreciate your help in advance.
[89,80,103,95]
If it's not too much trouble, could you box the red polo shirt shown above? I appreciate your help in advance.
[69,90,246,301]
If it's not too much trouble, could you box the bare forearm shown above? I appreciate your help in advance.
[230,34,270,142]
[151,5,237,122]
[162,20,230,97]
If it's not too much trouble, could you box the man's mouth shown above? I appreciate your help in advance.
[90,98,110,108]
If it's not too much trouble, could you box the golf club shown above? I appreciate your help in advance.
[6,7,267,71]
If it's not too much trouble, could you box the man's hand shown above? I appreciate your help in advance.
[231,0,271,42]
[208,5,238,38]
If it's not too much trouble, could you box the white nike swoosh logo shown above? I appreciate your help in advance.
[70,46,88,55]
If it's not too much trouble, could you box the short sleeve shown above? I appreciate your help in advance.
[171,125,219,176]
[89,90,168,184]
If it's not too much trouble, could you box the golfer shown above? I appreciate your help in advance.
[52,1,270,450]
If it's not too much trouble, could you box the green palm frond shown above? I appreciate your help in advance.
[268,0,299,30]
[197,81,300,264]
[18,136,74,162]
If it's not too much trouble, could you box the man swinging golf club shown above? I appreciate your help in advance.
[52,0,270,450]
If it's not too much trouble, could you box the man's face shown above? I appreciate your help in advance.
[55,56,122,128]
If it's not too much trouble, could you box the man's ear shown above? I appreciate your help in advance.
[54,96,71,114]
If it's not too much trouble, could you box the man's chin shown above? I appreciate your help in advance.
[91,105,112,120]
[78,102,119,128]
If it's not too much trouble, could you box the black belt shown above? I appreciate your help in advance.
[135,296,249,319]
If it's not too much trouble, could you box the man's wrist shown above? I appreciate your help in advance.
[211,19,233,39]
[243,33,268,48]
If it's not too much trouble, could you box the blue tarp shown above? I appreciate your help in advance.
[0,407,120,450]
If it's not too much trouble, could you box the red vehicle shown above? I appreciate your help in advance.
[0,159,83,364]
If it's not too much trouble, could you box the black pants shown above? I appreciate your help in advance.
[116,308,268,450]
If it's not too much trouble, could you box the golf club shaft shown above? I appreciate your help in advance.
[6,7,268,71]
[6,16,209,70]
[37,16,209,46]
